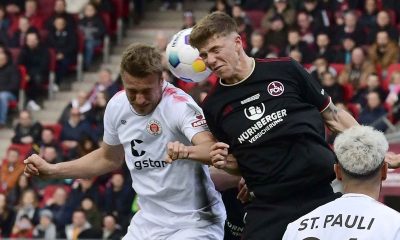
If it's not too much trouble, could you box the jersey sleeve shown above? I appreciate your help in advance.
[103,98,121,145]
[175,100,210,142]
[292,60,332,112]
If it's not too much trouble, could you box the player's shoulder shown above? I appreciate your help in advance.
[254,57,298,74]
[162,82,195,105]
[106,90,127,111]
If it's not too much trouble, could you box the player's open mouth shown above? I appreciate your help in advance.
[214,66,223,71]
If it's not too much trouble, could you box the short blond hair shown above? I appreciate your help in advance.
[189,12,237,49]
[120,43,163,78]
[334,126,388,178]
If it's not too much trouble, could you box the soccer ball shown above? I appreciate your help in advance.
[166,28,212,83]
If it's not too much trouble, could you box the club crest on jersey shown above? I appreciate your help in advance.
[267,81,284,96]
[146,119,162,135]
[244,103,265,121]
[191,115,207,127]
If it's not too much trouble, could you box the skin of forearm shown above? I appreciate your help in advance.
[326,108,359,134]
[52,148,124,179]
[187,142,215,165]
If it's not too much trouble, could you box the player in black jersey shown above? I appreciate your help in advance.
[190,12,359,240]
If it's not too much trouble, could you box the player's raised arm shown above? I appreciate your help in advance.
[321,102,359,133]
[24,142,125,179]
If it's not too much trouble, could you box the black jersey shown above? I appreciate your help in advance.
[203,58,336,202]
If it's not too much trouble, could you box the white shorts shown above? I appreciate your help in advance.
[122,211,224,240]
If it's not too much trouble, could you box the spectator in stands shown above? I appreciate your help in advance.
[321,71,344,103]
[104,172,134,230]
[86,91,107,141]
[279,28,312,63]
[210,0,232,16]
[8,16,37,48]
[67,178,103,212]
[315,32,335,63]
[60,108,94,159]
[12,110,42,144]
[0,148,23,194]
[14,189,40,225]
[181,10,196,30]
[263,14,288,51]
[44,186,72,236]
[5,0,24,15]
[32,209,57,240]
[76,134,99,157]
[32,146,64,189]
[65,0,89,14]
[153,31,168,66]
[102,214,124,240]
[35,127,61,151]
[289,48,302,62]
[352,73,388,108]
[87,68,118,104]
[0,192,16,237]
[0,6,10,45]
[358,0,378,33]
[295,11,315,46]
[368,30,400,76]
[261,0,295,33]
[358,91,388,132]
[23,0,44,29]
[0,50,20,128]
[58,90,91,124]
[78,3,106,70]
[61,209,100,240]
[334,36,356,64]
[309,56,337,83]
[91,0,115,16]
[45,0,77,32]
[334,10,366,46]
[231,4,251,25]
[6,174,35,206]
[300,0,330,33]
[367,10,399,44]
[80,197,102,230]
[18,31,50,111]
[386,71,400,107]
[160,0,183,11]
[247,31,269,59]
[10,214,34,238]
[338,47,376,91]
[235,16,252,52]
[48,16,77,88]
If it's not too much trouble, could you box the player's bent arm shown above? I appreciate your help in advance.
[52,143,125,179]
[186,131,217,165]
[321,102,359,133]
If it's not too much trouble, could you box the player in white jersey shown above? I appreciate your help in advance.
[283,126,400,240]
[23,43,226,239]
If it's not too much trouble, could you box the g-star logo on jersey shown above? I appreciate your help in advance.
[131,139,145,157]
[244,103,265,121]
[146,119,162,135]
[267,81,284,96]
[191,115,207,127]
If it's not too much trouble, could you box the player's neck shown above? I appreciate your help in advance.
[223,56,254,85]
[343,182,381,200]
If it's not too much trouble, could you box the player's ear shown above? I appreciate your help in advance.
[334,164,342,181]
[234,34,242,51]
[381,162,388,180]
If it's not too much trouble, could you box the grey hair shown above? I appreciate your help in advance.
[333,126,388,177]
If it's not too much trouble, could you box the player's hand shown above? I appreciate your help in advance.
[23,154,53,178]
[385,152,400,169]
[210,142,229,169]
[165,141,189,163]
[237,177,250,204]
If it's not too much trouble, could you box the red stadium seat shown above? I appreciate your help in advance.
[38,0,56,19]
[384,63,400,90]
[342,83,354,103]
[39,184,71,208]
[330,63,345,75]
[245,10,265,30]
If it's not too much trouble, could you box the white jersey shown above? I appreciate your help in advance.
[283,193,400,240]
[103,81,226,228]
